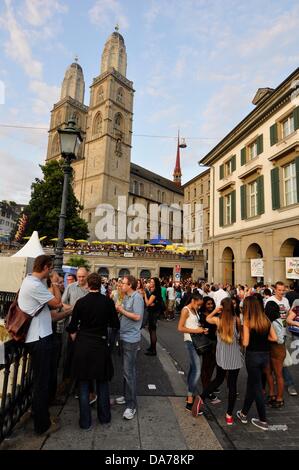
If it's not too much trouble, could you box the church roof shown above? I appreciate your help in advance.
[109,31,125,43]
[130,163,183,195]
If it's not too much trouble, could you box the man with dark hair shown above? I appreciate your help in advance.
[18,255,62,435]
[115,275,144,420]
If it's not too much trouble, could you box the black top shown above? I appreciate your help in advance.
[247,327,270,352]
[199,311,217,341]
[67,292,120,336]
[286,291,299,307]
[146,288,162,313]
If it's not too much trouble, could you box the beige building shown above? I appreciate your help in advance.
[46,29,183,242]
[200,68,299,285]
[183,169,210,278]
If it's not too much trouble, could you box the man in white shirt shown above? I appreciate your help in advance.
[213,284,229,307]
[166,282,176,320]
[18,255,62,435]
[265,281,297,396]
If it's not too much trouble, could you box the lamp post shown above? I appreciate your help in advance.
[53,116,82,275]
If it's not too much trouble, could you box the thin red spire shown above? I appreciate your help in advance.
[173,130,182,186]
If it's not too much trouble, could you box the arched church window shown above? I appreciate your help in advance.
[93,112,103,136]
[97,87,104,104]
[71,112,81,128]
[51,133,60,156]
[116,87,123,103]
[114,112,123,129]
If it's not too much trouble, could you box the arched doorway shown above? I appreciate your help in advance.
[119,268,130,278]
[246,243,264,284]
[280,238,299,285]
[222,247,235,285]
[140,269,151,279]
[98,267,109,278]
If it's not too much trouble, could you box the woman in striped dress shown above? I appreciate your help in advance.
[192,298,244,425]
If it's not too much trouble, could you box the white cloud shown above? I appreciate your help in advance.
[0,0,43,79]
[147,105,179,124]
[144,1,162,27]
[21,0,67,27]
[0,149,42,203]
[29,80,60,116]
[89,0,129,30]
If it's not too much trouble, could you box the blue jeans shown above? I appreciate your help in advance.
[283,367,295,387]
[242,351,269,422]
[185,341,202,395]
[121,340,140,410]
[78,381,111,429]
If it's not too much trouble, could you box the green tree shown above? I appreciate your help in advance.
[25,160,89,240]
[67,255,91,270]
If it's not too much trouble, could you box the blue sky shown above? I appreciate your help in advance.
[0,0,299,203]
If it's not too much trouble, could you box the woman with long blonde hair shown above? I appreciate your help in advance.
[192,298,243,425]
[237,296,277,431]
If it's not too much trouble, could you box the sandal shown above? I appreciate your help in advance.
[271,400,284,408]
[266,395,276,405]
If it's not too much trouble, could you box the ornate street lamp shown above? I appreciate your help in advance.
[53,116,82,274]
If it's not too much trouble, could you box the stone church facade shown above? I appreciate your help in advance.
[46,29,183,242]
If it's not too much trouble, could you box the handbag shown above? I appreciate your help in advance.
[283,348,293,367]
[191,332,215,355]
[5,292,45,342]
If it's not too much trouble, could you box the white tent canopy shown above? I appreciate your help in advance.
[12,231,45,258]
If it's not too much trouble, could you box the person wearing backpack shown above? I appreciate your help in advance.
[264,301,286,408]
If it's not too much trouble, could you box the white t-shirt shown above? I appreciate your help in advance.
[167,287,175,301]
[265,295,290,337]
[18,275,54,343]
[213,288,229,307]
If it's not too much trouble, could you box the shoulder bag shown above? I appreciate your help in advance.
[190,310,215,355]
[5,292,45,342]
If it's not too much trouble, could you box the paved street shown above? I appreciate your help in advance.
[157,317,299,450]
[2,316,299,451]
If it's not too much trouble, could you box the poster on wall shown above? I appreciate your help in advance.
[251,258,264,277]
[286,257,299,279]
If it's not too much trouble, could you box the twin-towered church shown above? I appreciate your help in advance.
[46,28,184,241]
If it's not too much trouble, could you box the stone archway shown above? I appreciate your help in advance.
[222,247,235,285]
[98,267,109,278]
[119,268,130,278]
[279,238,299,285]
[246,243,264,284]
[140,269,151,279]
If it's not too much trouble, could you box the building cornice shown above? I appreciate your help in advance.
[52,97,89,113]
[199,68,299,166]
[91,68,134,91]
[268,140,299,162]
[238,164,263,180]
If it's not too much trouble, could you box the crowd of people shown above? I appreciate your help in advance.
[16,257,299,435]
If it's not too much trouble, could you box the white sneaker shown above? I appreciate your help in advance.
[115,396,126,405]
[123,408,136,420]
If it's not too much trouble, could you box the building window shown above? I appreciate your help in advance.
[116,88,123,103]
[224,194,232,225]
[201,184,203,194]
[157,190,161,202]
[283,161,297,206]
[93,112,102,136]
[194,187,196,198]
[133,180,139,195]
[225,159,233,175]
[114,113,123,130]
[249,180,258,217]
[97,87,104,104]
[162,192,166,203]
[282,114,294,138]
[249,141,258,160]
[140,183,144,196]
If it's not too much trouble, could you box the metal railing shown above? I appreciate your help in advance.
[0,291,33,443]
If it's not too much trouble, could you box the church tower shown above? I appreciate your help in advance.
[173,132,182,187]
[80,27,134,239]
[46,58,88,164]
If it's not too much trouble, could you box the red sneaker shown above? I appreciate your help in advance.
[225,414,233,425]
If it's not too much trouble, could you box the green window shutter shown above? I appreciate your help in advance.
[240,185,247,220]
[219,197,224,227]
[219,164,224,180]
[257,175,265,215]
[241,147,246,166]
[270,123,278,146]
[231,154,236,172]
[294,107,299,130]
[296,156,299,203]
[271,167,280,210]
[257,135,263,155]
[231,190,236,224]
